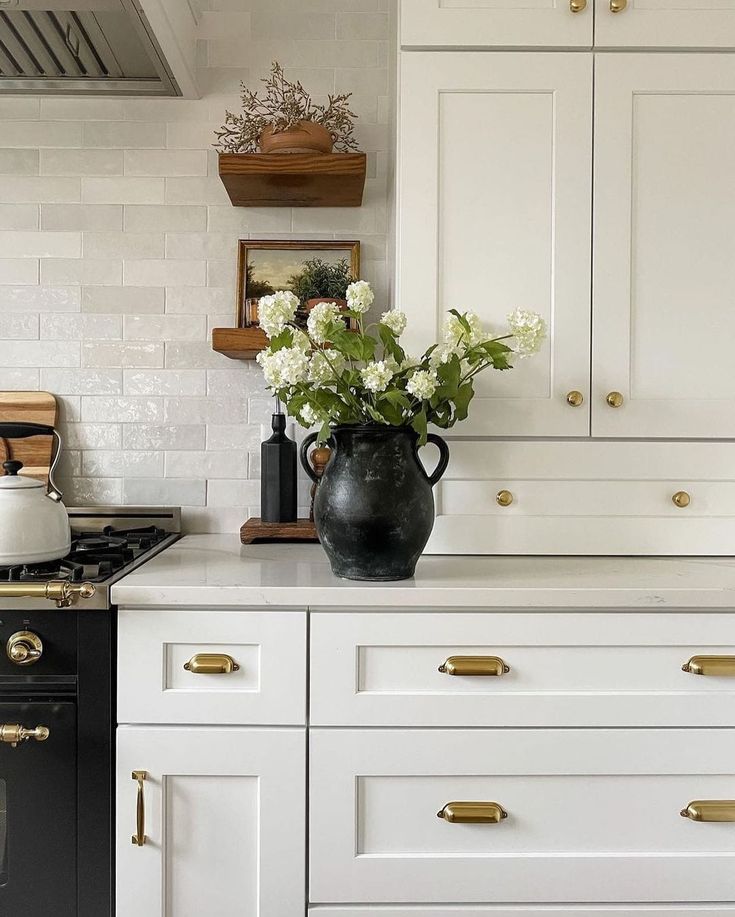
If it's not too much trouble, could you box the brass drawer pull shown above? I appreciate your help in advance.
[437,801,508,824]
[183,653,240,674]
[681,800,735,822]
[682,655,735,676]
[439,655,510,676]
[0,723,50,748]
[131,771,148,846]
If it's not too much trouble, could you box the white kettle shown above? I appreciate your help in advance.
[0,422,71,565]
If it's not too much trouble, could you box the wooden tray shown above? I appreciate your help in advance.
[0,391,58,484]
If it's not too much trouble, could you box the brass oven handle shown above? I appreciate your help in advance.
[183,653,240,674]
[681,800,735,822]
[0,581,96,608]
[0,723,50,748]
[682,655,735,676]
[438,655,510,676]
[131,771,148,846]
[437,801,508,824]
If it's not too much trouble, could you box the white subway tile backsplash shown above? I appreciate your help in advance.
[40,369,122,395]
[165,342,229,370]
[83,232,165,260]
[0,231,81,258]
[206,478,261,506]
[124,205,207,232]
[41,204,122,232]
[122,424,206,451]
[0,98,40,120]
[0,204,39,231]
[165,122,220,150]
[165,232,236,260]
[0,368,39,389]
[0,149,40,175]
[82,121,166,149]
[82,450,164,478]
[123,260,206,288]
[82,341,164,368]
[125,314,206,343]
[0,177,80,204]
[123,478,206,506]
[82,178,165,205]
[0,286,80,312]
[81,397,163,423]
[164,177,230,205]
[0,260,39,285]
[40,314,122,341]
[206,424,262,451]
[124,369,207,396]
[40,149,124,176]
[0,314,39,340]
[0,341,80,368]
[165,450,248,478]
[165,286,233,314]
[41,259,122,287]
[124,150,208,176]
[39,98,127,121]
[82,286,164,314]
[3,122,82,148]
[64,423,122,450]
[164,397,249,425]
[61,477,123,505]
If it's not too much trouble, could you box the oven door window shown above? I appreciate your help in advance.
[0,701,76,916]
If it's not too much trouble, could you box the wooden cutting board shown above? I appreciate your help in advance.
[0,391,58,484]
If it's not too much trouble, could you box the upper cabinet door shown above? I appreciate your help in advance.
[593,55,735,438]
[594,0,735,48]
[400,0,592,49]
[398,53,592,437]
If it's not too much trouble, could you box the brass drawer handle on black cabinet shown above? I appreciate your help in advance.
[131,771,148,847]
[438,655,510,676]
[437,801,508,824]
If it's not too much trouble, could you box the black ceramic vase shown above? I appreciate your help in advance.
[300,424,450,581]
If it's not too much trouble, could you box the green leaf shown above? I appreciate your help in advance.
[268,328,293,352]
[411,407,428,445]
[317,421,331,444]
[330,329,364,360]
[453,381,474,421]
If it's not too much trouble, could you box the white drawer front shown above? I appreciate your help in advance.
[309,909,735,916]
[310,729,735,904]
[118,610,306,725]
[310,613,735,726]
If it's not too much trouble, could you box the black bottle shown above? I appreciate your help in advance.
[261,412,297,522]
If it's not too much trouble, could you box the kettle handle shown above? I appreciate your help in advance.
[0,422,63,501]
[299,432,320,484]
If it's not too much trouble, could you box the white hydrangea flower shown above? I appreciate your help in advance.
[346,280,374,314]
[291,328,311,353]
[256,345,309,389]
[406,369,438,401]
[308,350,345,386]
[506,308,547,358]
[400,354,420,371]
[307,300,342,344]
[429,342,459,368]
[300,404,320,427]
[443,310,488,348]
[258,290,299,338]
[380,310,407,336]
[360,360,393,393]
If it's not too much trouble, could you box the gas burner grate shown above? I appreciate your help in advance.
[0,558,86,583]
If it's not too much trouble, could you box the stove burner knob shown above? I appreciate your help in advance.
[6,630,43,666]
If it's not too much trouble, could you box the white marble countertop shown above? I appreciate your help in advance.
[109,535,735,609]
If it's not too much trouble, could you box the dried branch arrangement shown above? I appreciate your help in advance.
[214,61,360,154]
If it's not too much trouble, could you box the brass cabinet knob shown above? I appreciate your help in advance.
[610,0,627,10]
[672,491,691,508]
[566,390,584,407]
[569,0,587,10]
[437,801,508,824]
[6,630,43,666]
[606,391,624,408]
[681,800,735,822]
[496,490,513,507]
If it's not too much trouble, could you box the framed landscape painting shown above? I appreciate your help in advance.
[236,240,360,327]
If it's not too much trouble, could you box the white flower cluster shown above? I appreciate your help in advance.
[406,369,438,401]
[256,345,309,389]
[300,404,321,426]
[308,350,345,386]
[346,280,374,314]
[360,360,394,393]
[258,290,299,338]
[307,300,342,344]
[443,310,488,348]
[380,310,407,336]
[507,308,547,358]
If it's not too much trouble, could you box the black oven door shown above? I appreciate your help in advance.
[0,699,76,917]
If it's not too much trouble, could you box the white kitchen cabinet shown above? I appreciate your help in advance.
[310,728,735,904]
[399,0,592,50]
[594,0,735,48]
[593,54,735,438]
[398,52,592,437]
[309,910,735,916]
[116,726,305,917]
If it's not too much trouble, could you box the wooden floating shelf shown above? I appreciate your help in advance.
[211,326,268,361]
[218,152,367,207]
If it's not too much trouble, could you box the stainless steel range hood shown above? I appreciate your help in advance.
[0,0,199,97]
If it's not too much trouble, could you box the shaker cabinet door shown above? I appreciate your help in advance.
[116,726,305,917]
[398,53,592,437]
[593,55,735,437]
[400,0,592,49]
[595,0,735,48]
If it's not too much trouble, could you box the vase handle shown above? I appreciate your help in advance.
[299,432,320,484]
[421,433,450,487]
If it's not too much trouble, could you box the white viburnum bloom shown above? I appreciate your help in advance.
[300,404,321,427]
[406,369,438,401]
[400,354,420,371]
[258,290,299,338]
[507,308,547,358]
[346,280,374,314]
[443,310,488,348]
[308,350,345,386]
[291,327,311,353]
[307,300,342,344]
[256,345,309,389]
[380,310,407,336]
[429,342,459,368]
[360,360,394,393]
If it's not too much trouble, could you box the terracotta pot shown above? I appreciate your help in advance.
[259,121,333,155]
[305,297,347,312]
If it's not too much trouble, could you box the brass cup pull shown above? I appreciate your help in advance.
[183,653,239,674]
[496,489,513,507]
[672,491,691,509]
[682,655,735,676]
[132,771,148,846]
[606,391,624,408]
[439,655,510,676]
[437,801,508,824]
[566,390,584,406]
[569,0,587,10]
[610,0,627,10]
[0,723,50,748]
[681,800,735,822]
